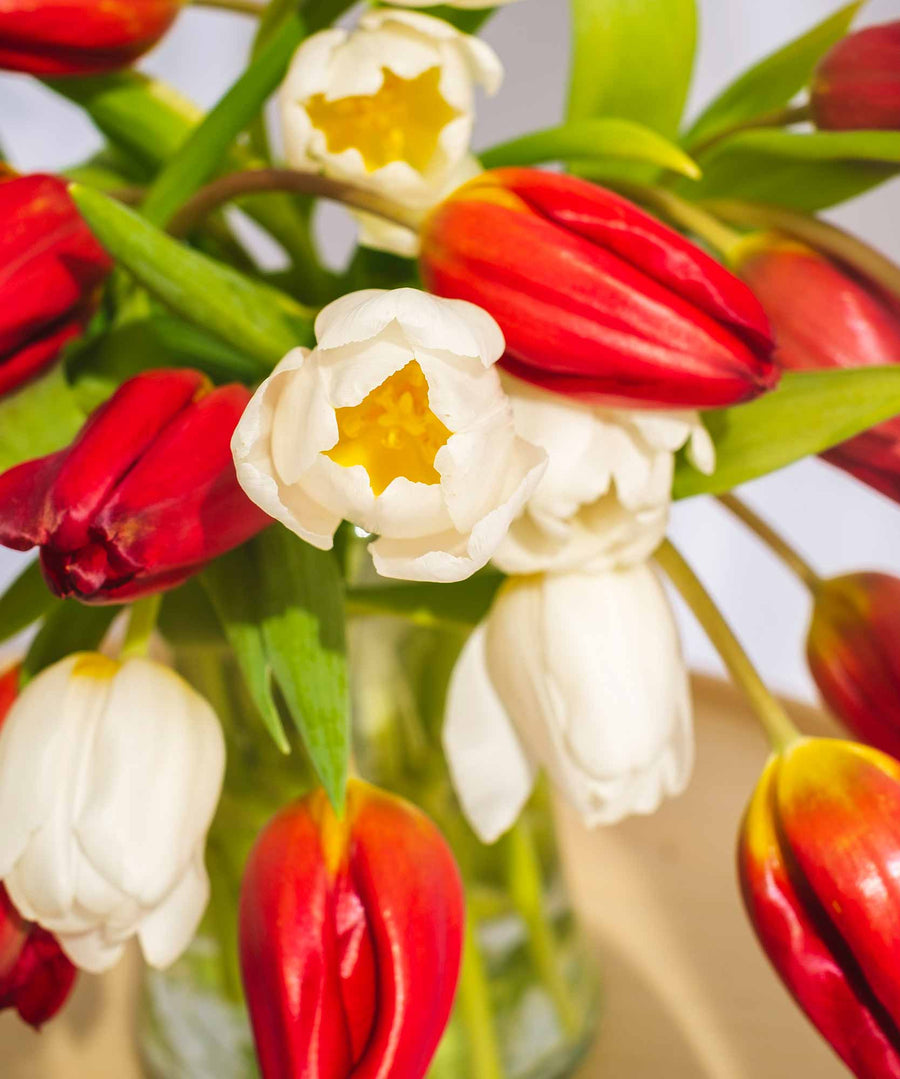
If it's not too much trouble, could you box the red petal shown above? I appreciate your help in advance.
[0,451,67,550]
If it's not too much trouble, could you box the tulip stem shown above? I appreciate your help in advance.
[458,914,505,1079]
[120,595,162,660]
[655,539,801,752]
[618,184,745,260]
[717,493,822,593]
[168,169,422,239]
[191,0,267,15]
[684,103,813,159]
[700,198,900,300]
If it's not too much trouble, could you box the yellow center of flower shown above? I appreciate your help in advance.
[305,67,461,173]
[326,360,451,496]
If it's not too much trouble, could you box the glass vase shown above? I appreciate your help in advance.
[138,619,599,1079]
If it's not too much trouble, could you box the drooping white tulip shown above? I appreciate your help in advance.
[493,376,715,575]
[280,10,502,255]
[232,288,546,583]
[444,564,694,843]
[0,654,225,974]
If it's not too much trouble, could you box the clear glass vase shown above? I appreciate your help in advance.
[139,620,599,1079]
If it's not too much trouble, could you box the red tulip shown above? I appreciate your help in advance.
[0,369,270,603]
[239,780,465,1079]
[0,666,76,1027]
[740,740,900,1077]
[0,173,111,399]
[736,233,900,504]
[807,572,900,761]
[812,21,900,132]
[0,0,183,76]
[419,167,777,409]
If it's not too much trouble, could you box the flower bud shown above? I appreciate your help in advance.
[0,174,111,399]
[807,572,900,760]
[735,232,900,503]
[0,0,183,76]
[740,739,900,1077]
[0,666,76,1027]
[239,780,464,1079]
[811,21,900,132]
[0,368,271,602]
[0,653,225,973]
[419,168,777,409]
[232,288,546,584]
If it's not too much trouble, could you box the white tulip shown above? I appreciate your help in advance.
[233,288,546,584]
[443,564,693,843]
[0,654,225,974]
[280,10,502,255]
[493,376,716,575]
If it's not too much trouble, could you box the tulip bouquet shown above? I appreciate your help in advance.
[3,0,900,1076]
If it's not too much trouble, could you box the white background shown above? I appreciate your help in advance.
[1,0,899,702]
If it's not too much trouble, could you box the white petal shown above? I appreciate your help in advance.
[444,626,536,843]
[138,854,210,970]
[57,927,126,975]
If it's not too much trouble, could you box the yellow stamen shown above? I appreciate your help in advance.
[326,360,451,496]
[304,67,461,174]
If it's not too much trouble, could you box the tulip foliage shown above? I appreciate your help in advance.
[1,1,900,1077]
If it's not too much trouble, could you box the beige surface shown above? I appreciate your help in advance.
[0,677,847,1078]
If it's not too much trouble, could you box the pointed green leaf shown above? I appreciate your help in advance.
[674,367,900,498]
[22,603,121,684]
[0,560,60,646]
[676,129,900,209]
[568,0,697,141]
[69,185,313,365]
[0,367,86,473]
[481,118,700,178]
[684,2,864,150]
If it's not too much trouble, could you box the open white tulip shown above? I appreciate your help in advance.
[493,376,716,575]
[444,564,693,843]
[280,9,502,255]
[0,654,225,974]
[232,288,546,583]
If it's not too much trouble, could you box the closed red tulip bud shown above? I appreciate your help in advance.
[812,21,900,132]
[0,369,270,603]
[736,233,900,504]
[0,174,112,399]
[807,572,900,760]
[239,780,465,1079]
[0,0,182,76]
[740,740,900,1077]
[419,167,777,409]
[0,666,76,1027]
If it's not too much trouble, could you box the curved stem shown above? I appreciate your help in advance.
[169,168,421,239]
[686,102,813,158]
[717,493,822,593]
[457,914,505,1079]
[120,595,162,660]
[616,182,745,259]
[655,539,801,752]
[701,198,900,302]
[191,0,267,14]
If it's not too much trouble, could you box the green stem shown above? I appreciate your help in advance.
[686,102,812,158]
[507,820,580,1038]
[168,168,422,238]
[120,595,162,660]
[191,0,266,14]
[717,493,822,593]
[655,539,801,752]
[617,183,745,259]
[701,197,900,299]
[457,914,505,1079]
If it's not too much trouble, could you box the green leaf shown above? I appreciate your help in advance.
[141,13,307,226]
[675,129,900,210]
[480,118,700,178]
[674,367,900,498]
[256,527,349,810]
[69,185,313,366]
[416,6,495,32]
[158,579,225,648]
[683,2,864,150]
[568,0,697,142]
[202,546,290,754]
[0,367,86,473]
[22,603,121,684]
[0,560,59,646]
[347,573,503,628]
